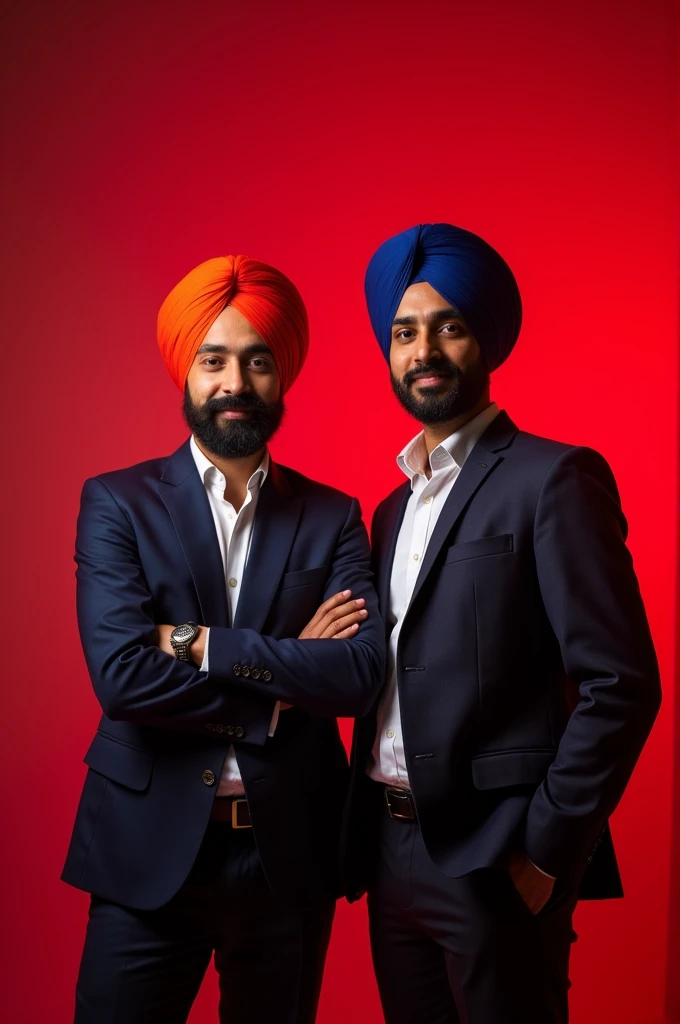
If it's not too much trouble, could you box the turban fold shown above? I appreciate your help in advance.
[364,224,522,372]
[157,255,309,393]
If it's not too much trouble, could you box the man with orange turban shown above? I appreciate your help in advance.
[63,255,385,1024]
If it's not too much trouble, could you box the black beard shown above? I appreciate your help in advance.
[183,388,284,459]
[390,355,489,425]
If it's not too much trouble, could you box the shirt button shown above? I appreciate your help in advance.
[413,553,420,561]
[423,496,432,504]
[386,729,394,739]
[228,513,233,520]
[229,578,238,588]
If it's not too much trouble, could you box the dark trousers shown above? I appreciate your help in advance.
[74,820,335,1024]
[368,809,578,1024]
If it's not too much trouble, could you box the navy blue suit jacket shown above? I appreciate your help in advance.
[62,440,385,910]
[343,411,660,900]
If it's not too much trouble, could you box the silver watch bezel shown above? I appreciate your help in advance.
[170,621,198,646]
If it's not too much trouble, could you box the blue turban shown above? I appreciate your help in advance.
[364,223,522,372]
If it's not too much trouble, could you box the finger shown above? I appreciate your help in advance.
[313,590,353,623]
[319,597,365,627]
[331,623,361,639]
[321,608,368,638]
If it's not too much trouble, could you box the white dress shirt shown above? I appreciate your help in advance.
[190,437,279,796]
[367,403,500,788]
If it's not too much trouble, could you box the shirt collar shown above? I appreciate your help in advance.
[397,403,500,487]
[190,435,269,494]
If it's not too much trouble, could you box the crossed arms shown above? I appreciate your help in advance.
[75,477,385,740]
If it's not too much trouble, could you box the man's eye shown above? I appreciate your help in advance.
[249,358,268,369]
[203,358,221,367]
[441,323,462,335]
[395,329,415,341]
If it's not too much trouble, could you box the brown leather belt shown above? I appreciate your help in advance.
[384,786,417,822]
[210,797,252,828]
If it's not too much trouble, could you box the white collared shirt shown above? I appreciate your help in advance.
[367,403,500,788]
[190,436,278,796]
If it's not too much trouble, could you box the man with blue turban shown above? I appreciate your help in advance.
[342,224,660,1023]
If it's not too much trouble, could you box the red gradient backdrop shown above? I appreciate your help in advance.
[2,1,677,1021]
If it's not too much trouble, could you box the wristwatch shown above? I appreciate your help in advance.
[170,622,199,662]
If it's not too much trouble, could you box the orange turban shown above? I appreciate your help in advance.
[157,255,309,393]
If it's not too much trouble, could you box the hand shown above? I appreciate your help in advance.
[155,624,207,667]
[507,852,556,915]
[298,590,368,640]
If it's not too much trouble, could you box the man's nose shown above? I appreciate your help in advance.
[413,330,442,366]
[219,359,248,395]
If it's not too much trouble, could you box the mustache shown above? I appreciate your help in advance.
[402,361,459,387]
[201,393,269,415]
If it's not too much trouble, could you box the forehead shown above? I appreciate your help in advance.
[202,305,264,348]
[394,281,459,319]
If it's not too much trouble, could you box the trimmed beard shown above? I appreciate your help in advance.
[390,355,489,425]
[183,387,284,460]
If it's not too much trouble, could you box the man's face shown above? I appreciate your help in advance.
[184,306,283,459]
[389,281,489,425]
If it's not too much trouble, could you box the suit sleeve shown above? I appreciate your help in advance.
[523,447,661,877]
[207,497,386,717]
[75,477,275,742]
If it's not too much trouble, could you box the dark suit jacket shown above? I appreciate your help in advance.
[62,439,385,911]
[343,411,660,900]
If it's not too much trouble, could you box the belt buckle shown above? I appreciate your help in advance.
[384,786,414,821]
[231,798,251,829]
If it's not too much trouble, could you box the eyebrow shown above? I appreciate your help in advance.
[196,342,273,356]
[392,308,463,327]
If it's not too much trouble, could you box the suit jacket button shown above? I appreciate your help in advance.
[226,726,235,737]
[241,666,250,678]
[205,723,215,731]
[214,724,225,734]
[585,854,593,865]
[202,769,216,786]
[251,668,261,680]
[235,726,244,738]
[233,664,241,677]
[262,670,272,682]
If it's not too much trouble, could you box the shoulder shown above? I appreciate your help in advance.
[508,428,577,464]
[275,463,358,513]
[505,427,614,482]
[500,430,619,517]
[82,454,171,503]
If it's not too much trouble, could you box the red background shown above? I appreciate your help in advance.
[2,1,678,1021]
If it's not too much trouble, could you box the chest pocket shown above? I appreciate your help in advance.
[279,565,329,591]
[443,534,513,565]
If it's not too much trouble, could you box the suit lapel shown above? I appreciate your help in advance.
[233,463,303,633]
[407,410,519,611]
[158,439,230,627]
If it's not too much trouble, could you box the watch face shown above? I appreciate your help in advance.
[172,622,196,643]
